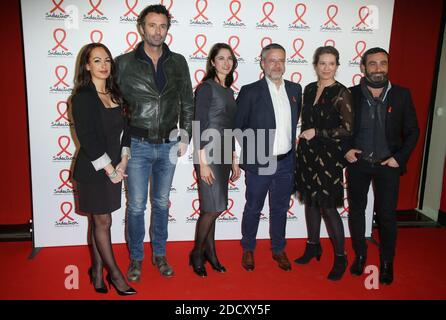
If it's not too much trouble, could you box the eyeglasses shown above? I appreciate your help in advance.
[265,59,285,64]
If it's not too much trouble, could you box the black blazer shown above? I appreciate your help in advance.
[344,83,419,173]
[235,78,302,174]
[71,82,130,183]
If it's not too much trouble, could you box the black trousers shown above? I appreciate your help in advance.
[346,159,400,262]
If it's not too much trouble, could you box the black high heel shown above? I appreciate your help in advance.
[105,274,137,296]
[189,252,207,277]
[204,251,226,273]
[88,268,108,294]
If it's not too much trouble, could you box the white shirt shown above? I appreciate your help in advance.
[265,76,292,156]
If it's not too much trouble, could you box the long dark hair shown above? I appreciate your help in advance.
[202,43,238,88]
[73,43,123,105]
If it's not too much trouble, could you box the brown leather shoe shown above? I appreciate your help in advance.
[273,251,292,271]
[242,251,255,271]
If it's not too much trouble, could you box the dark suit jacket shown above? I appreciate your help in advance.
[235,78,302,174]
[71,82,130,183]
[343,83,419,173]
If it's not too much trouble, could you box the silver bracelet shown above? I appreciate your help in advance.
[107,169,118,179]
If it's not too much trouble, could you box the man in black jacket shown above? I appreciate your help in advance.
[344,47,419,285]
[115,4,194,281]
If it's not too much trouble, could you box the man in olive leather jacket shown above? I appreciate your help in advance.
[115,4,194,281]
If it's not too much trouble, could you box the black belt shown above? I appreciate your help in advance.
[131,135,179,144]
[276,149,292,161]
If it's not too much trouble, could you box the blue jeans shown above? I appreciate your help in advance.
[241,152,294,254]
[127,137,179,260]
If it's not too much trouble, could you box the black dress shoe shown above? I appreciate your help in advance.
[204,251,226,273]
[350,255,367,276]
[189,252,207,277]
[379,261,393,285]
[242,251,255,271]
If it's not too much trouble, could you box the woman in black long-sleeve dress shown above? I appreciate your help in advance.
[189,43,241,277]
[294,46,354,281]
[71,43,135,295]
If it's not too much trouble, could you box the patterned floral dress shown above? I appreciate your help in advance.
[295,81,353,208]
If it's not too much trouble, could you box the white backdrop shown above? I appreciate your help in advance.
[21,0,394,247]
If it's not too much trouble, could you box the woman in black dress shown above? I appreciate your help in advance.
[294,46,353,281]
[190,43,241,277]
[72,43,136,295]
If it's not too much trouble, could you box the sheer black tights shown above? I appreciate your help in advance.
[304,206,345,255]
[90,213,128,290]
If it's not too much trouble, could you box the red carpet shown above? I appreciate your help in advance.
[0,228,445,300]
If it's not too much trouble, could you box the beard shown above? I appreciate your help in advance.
[364,71,388,88]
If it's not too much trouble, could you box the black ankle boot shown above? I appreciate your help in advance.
[379,261,393,285]
[294,242,322,264]
[350,255,367,276]
[327,254,348,281]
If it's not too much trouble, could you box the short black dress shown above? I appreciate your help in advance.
[193,79,237,212]
[77,105,124,214]
[295,81,353,208]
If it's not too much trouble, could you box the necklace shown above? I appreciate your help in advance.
[97,90,109,95]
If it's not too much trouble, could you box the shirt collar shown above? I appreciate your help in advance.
[265,76,284,90]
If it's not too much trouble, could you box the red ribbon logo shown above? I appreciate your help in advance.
[231,70,239,91]
[352,40,366,61]
[58,169,73,189]
[190,199,201,217]
[193,34,207,56]
[59,202,74,222]
[125,32,138,53]
[50,0,65,14]
[161,0,173,12]
[387,106,392,113]
[57,135,73,157]
[260,36,272,49]
[324,39,336,47]
[323,4,339,26]
[52,28,68,51]
[292,3,307,25]
[288,198,295,216]
[227,178,237,187]
[228,0,242,22]
[193,69,206,90]
[291,38,305,59]
[291,72,302,84]
[194,0,209,21]
[352,74,362,86]
[355,6,370,27]
[166,33,173,47]
[54,65,69,88]
[191,169,199,187]
[221,199,235,217]
[260,1,275,23]
[90,29,103,43]
[340,196,349,216]
[55,101,69,122]
[88,0,104,15]
[228,35,241,57]
[124,0,138,17]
